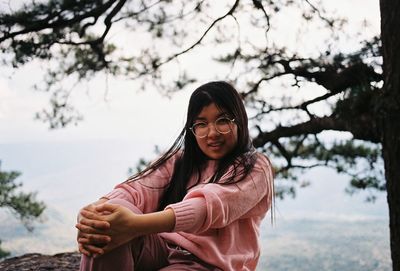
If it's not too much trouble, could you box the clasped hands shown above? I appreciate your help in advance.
[76,202,140,257]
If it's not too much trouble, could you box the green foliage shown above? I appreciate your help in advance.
[263,132,384,200]
[128,145,161,176]
[0,161,46,258]
[128,158,150,176]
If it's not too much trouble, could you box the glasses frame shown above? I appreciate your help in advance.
[189,117,236,138]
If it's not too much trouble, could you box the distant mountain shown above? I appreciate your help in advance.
[0,209,391,270]
[258,217,391,271]
[0,207,76,257]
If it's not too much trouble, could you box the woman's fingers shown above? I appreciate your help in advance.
[78,239,106,257]
[95,203,119,213]
[76,221,111,253]
[76,223,112,242]
[76,222,98,234]
[78,216,110,230]
[79,209,110,230]
[83,244,105,256]
[77,229,111,250]
[82,204,97,211]
[78,243,92,257]
[79,208,110,228]
[80,209,103,220]
[78,233,111,245]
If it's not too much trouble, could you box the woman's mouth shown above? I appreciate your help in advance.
[208,142,223,149]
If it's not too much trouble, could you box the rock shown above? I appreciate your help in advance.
[0,252,81,271]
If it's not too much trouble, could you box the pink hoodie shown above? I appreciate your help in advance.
[104,152,274,271]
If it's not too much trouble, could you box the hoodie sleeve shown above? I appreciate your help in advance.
[103,153,179,214]
[166,154,274,233]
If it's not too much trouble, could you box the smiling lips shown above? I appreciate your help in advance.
[208,141,223,149]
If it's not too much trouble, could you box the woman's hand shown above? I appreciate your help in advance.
[76,201,111,257]
[77,201,176,257]
[78,203,141,255]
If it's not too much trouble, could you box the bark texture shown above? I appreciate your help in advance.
[380,0,400,269]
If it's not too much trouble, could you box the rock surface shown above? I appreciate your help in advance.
[0,252,81,271]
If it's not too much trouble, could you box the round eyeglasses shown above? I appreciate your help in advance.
[190,117,235,138]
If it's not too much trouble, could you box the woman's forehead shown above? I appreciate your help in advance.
[195,103,229,119]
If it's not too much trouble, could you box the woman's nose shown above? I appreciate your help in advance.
[207,123,220,137]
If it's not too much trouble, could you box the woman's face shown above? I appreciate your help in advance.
[192,103,238,160]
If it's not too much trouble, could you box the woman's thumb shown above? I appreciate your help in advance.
[95,203,118,213]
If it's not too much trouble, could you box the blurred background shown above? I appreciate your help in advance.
[0,0,391,270]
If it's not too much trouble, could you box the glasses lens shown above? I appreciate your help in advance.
[192,122,208,137]
[216,118,232,134]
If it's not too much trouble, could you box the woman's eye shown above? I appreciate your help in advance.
[194,122,207,128]
[216,118,230,125]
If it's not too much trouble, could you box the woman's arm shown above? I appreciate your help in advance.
[77,203,175,256]
[166,155,273,234]
[105,153,180,214]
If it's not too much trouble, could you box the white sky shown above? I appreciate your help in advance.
[0,0,381,142]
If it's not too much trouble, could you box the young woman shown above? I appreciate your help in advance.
[76,81,274,271]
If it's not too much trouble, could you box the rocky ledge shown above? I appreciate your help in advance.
[0,252,81,271]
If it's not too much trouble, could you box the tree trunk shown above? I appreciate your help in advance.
[379,1,400,270]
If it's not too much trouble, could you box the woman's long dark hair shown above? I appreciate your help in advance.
[126,81,257,211]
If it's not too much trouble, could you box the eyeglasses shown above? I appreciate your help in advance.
[190,117,235,138]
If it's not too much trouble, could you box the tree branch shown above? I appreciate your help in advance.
[113,0,164,23]
[132,0,241,78]
[272,139,292,166]
[0,1,118,43]
[252,0,270,32]
[303,0,334,27]
[276,162,328,174]
[100,0,128,42]
[284,61,382,93]
[253,114,380,149]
